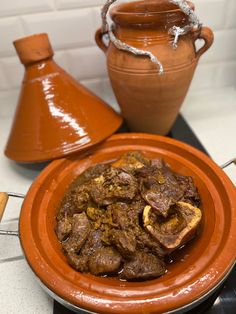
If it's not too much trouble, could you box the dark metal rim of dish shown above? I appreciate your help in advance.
[31,261,236,314]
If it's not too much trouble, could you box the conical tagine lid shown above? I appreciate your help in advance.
[5,33,122,163]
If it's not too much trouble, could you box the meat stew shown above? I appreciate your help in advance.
[56,152,202,281]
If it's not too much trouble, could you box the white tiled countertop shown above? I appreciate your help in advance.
[0,86,236,313]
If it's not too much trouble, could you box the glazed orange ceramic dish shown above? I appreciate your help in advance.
[19,134,236,314]
[5,33,122,163]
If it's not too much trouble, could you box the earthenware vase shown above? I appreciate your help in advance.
[95,0,214,135]
[5,33,122,163]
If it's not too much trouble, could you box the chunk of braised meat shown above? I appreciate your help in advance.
[81,163,110,182]
[62,213,90,254]
[121,251,166,281]
[110,197,146,228]
[67,229,104,272]
[143,202,202,251]
[137,164,185,218]
[111,151,150,173]
[57,184,90,220]
[81,229,104,256]
[110,202,132,229]
[88,247,122,275]
[85,206,118,246]
[109,229,136,259]
[110,202,165,257]
[67,253,89,272]
[129,194,147,215]
[135,227,166,257]
[55,216,72,241]
[90,168,138,206]
[151,158,166,169]
[57,164,109,220]
[126,201,166,256]
[175,174,200,207]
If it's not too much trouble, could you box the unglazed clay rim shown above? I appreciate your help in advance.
[110,0,194,17]
[13,33,49,46]
[19,133,236,314]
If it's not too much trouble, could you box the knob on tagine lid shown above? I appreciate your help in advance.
[4,33,122,163]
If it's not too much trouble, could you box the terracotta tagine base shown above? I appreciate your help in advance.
[19,133,236,314]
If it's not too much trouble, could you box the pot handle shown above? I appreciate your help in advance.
[0,192,9,222]
[95,28,108,53]
[0,192,25,236]
[193,26,214,60]
[221,158,236,169]
[221,158,236,188]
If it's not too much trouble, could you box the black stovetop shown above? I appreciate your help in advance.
[53,115,236,314]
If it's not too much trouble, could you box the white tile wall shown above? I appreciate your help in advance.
[190,63,218,91]
[56,0,105,10]
[225,0,236,29]
[1,57,24,89]
[66,46,107,80]
[0,17,25,57]
[194,0,226,31]
[0,0,54,18]
[53,50,70,70]
[92,6,104,29]
[0,61,8,90]
[22,9,95,49]
[215,61,236,88]
[200,29,236,64]
[0,0,235,96]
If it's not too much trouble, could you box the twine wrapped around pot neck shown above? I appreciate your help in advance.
[101,0,201,74]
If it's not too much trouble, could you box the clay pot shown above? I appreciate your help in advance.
[18,133,236,313]
[5,33,122,163]
[95,0,214,135]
